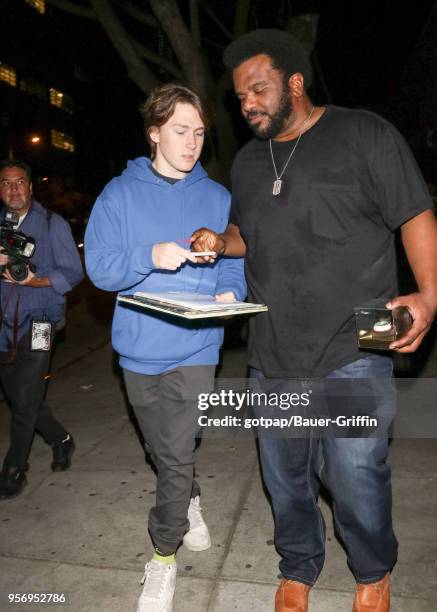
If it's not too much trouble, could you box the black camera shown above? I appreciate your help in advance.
[0,211,36,281]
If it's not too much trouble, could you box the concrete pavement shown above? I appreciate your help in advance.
[0,289,436,611]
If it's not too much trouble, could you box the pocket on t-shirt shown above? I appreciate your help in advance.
[309,182,362,240]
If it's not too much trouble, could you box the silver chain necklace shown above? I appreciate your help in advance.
[269,105,315,196]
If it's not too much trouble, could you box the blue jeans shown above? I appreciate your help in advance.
[251,355,398,585]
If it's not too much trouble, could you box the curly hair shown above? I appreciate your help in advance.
[140,83,209,159]
[223,29,313,88]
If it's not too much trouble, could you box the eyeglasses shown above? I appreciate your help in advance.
[0,178,30,189]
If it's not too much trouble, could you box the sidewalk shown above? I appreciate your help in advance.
[0,293,436,611]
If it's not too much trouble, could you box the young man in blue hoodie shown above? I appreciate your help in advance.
[85,83,245,612]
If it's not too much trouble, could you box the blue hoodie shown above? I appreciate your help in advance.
[85,157,246,374]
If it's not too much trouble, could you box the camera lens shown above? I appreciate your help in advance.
[8,261,29,282]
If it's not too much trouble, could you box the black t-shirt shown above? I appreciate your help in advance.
[230,105,433,378]
[150,165,181,184]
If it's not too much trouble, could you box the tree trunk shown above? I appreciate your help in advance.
[149,0,209,99]
[90,0,159,94]
[234,0,251,37]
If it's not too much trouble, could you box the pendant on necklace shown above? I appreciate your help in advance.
[273,179,282,196]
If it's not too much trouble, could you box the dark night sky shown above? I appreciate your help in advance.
[313,1,434,106]
[1,0,436,189]
[49,1,436,114]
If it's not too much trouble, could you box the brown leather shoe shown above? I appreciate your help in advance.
[353,573,390,612]
[275,579,311,612]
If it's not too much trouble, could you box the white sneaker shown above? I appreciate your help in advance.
[183,495,211,551]
[137,559,177,612]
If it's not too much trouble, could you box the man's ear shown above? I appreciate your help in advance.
[29,182,33,196]
[149,126,160,144]
[287,73,305,98]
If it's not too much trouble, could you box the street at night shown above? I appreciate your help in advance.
[0,282,436,610]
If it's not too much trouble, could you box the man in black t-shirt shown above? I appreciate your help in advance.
[192,30,437,612]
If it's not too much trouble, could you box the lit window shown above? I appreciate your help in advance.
[49,87,74,113]
[20,78,47,100]
[25,0,46,14]
[51,129,75,153]
[0,63,17,87]
[50,87,64,108]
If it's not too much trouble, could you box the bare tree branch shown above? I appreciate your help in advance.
[133,40,183,79]
[46,0,96,20]
[89,0,159,94]
[114,0,158,28]
[149,0,210,98]
[233,0,250,37]
[198,0,233,41]
[189,0,201,47]
[201,36,229,50]
[46,0,249,180]
[215,72,238,178]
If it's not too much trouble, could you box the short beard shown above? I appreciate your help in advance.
[6,198,27,211]
[247,85,293,140]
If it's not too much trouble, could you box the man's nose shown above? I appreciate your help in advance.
[186,132,196,149]
[242,93,257,114]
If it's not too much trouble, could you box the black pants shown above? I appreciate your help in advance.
[123,365,215,555]
[0,332,67,471]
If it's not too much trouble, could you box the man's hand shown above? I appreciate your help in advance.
[191,228,225,263]
[386,292,437,352]
[2,268,51,287]
[152,242,198,270]
[0,247,9,267]
[215,291,236,303]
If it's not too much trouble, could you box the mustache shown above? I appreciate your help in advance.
[246,110,270,120]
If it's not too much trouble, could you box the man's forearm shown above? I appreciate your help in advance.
[401,209,437,310]
[387,209,437,352]
[35,276,51,288]
[26,275,51,288]
[220,223,247,257]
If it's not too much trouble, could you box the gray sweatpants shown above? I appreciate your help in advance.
[123,365,215,555]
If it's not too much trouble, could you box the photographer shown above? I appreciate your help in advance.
[0,160,84,500]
